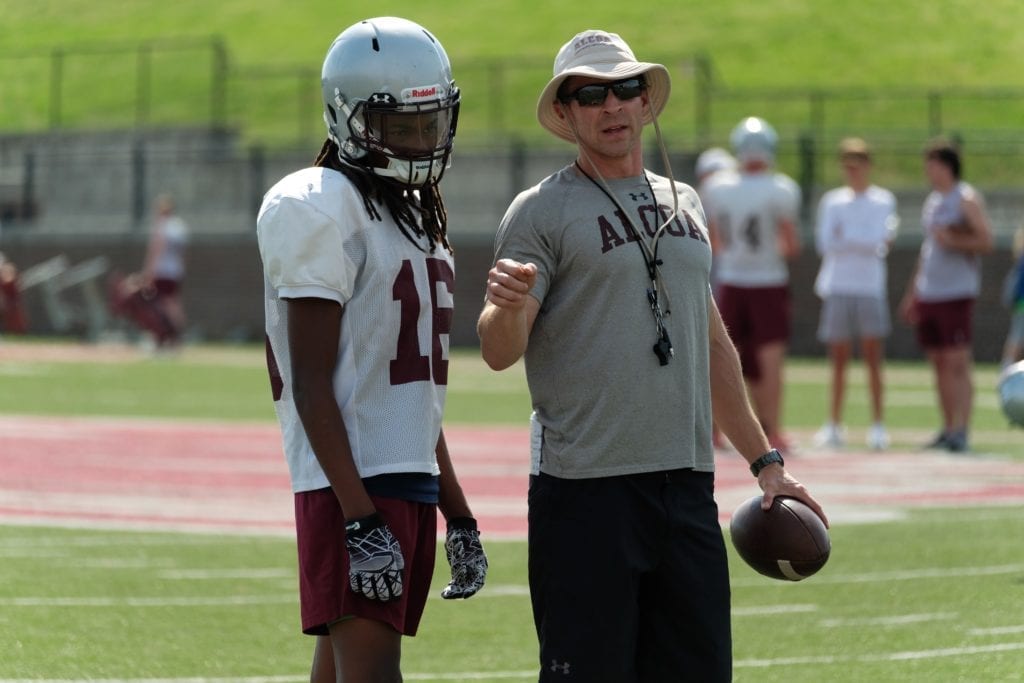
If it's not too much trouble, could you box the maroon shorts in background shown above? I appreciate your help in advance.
[153,278,181,296]
[914,298,974,350]
[294,488,437,636]
[717,284,791,380]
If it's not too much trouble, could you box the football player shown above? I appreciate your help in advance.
[257,17,487,682]
[899,139,994,452]
[705,117,802,454]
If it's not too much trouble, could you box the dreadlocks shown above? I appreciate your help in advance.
[314,139,451,254]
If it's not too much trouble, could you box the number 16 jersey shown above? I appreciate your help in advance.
[257,166,451,493]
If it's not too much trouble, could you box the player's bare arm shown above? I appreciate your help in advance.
[287,297,375,520]
[435,429,474,521]
[477,259,539,371]
[708,296,828,524]
[778,217,802,260]
[898,257,923,325]
[934,196,994,255]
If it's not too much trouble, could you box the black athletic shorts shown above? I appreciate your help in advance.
[528,468,732,682]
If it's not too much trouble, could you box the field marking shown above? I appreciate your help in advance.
[819,612,958,627]
[3,642,1024,680]
[736,642,1024,668]
[732,562,1024,587]
[155,568,294,580]
[0,595,296,607]
[3,416,1024,537]
[732,604,818,616]
[968,625,1024,636]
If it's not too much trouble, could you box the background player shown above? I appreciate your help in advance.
[812,138,898,450]
[141,194,189,348]
[695,146,737,450]
[705,117,802,454]
[257,17,487,682]
[899,139,993,452]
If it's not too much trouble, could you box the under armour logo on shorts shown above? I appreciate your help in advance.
[549,660,571,675]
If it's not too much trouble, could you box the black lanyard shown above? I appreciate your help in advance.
[575,162,674,365]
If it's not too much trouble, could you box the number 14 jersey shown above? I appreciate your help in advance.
[257,166,451,493]
[704,170,801,287]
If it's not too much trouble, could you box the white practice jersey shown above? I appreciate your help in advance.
[704,170,801,287]
[814,185,897,298]
[257,167,451,493]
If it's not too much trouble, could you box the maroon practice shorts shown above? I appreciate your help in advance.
[294,488,437,636]
[153,278,180,296]
[717,284,791,380]
[914,298,974,350]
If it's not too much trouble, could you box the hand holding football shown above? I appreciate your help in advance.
[729,495,831,581]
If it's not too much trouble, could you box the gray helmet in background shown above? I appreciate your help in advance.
[321,17,460,187]
[730,116,778,165]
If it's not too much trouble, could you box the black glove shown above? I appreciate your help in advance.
[441,517,488,599]
[344,513,404,602]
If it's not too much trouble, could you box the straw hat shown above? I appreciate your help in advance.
[537,30,671,143]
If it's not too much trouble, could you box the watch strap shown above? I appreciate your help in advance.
[749,448,784,477]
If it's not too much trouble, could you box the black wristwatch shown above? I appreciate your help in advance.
[749,448,784,477]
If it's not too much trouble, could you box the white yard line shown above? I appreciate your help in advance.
[3,642,1024,681]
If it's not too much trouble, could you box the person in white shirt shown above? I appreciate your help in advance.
[812,138,898,450]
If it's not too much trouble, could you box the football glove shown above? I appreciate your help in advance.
[344,513,404,602]
[441,517,488,599]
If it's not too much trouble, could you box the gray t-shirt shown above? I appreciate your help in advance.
[915,181,982,302]
[494,164,715,479]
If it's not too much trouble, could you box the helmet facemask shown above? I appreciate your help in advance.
[326,83,459,188]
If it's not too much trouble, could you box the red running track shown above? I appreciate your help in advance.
[2,415,1024,538]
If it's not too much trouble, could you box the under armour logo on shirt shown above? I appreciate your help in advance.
[550,660,571,675]
[629,192,649,201]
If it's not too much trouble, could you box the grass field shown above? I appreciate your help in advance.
[5,0,1024,155]
[1,339,1024,681]
[2,507,1023,682]
[0,340,1020,456]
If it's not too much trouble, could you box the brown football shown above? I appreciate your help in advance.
[729,495,831,581]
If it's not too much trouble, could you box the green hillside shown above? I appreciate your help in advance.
[3,0,1024,165]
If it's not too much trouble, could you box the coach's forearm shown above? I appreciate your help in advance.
[477,302,530,371]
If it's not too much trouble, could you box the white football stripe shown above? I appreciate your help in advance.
[776,560,806,581]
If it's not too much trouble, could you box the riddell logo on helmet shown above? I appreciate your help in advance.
[403,85,440,102]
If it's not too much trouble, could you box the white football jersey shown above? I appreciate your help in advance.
[257,167,451,493]
[705,170,801,286]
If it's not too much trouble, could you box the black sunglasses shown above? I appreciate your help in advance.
[559,77,646,107]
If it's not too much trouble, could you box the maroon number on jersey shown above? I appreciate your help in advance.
[390,257,454,386]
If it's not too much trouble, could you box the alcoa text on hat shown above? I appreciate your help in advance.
[537,30,671,143]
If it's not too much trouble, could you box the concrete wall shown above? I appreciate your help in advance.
[0,231,1015,363]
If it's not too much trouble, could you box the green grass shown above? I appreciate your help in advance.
[2,338,1024,679]
[5,0,1024,156]
[0,339,1019,456]
[2,508,1023,681]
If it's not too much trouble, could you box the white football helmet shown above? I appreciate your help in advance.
[321,17,460,187]
[730,117,778,164]
[998,361,1024,427]
[695,147,737,180]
